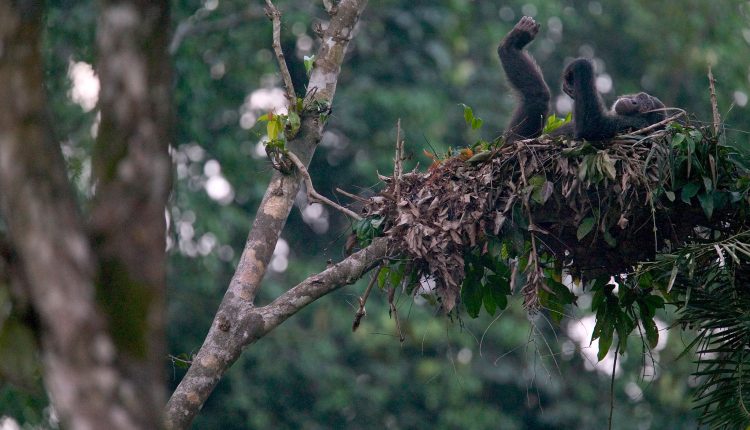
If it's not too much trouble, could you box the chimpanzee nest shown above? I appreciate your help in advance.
[361,126,736,312]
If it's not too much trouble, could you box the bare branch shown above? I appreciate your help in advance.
[165,1,370,427]
[336,187,369,203]
[352,265,382,331]
[286,150,362,220]
[708,66,721,136]
[387,285,405,343]
[166,237,387,429]
[264,0,297,103]
[393,119,404,200]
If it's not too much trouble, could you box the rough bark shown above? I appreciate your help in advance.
[0,1,158,428]
[165,1,369,427]
[91,0,173,426]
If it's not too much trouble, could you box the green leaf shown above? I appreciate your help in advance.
[389,264,404,288]
[544,279,577,323]
[303,55,315,75]
[548,279,576,305]
[641,313,659,349]
[688,129,703,141]
[483,290,496,315]
[681,182,700,203]
[577,217,596,241]
[286,110,301,138]
[603,230,617,248]
[644,294,665,311]
[461,276,483,318]
[267,116,282,141]
[697,192,714,219]
[664,190,675,202]
[671,133,685,147]
[531,181,554,205]
[614,310,634,351]
[173,353,192,369]
[487,274,510,310]
[597,316,614,361]
[461,103,474,126]
[377,267,389,289]
[471,117,483,130]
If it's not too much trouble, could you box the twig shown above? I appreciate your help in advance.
[393,119,404,201]
[628,109,686,136]
[286,151,362,220]
[352,265,382,331]
[335,187,368,203]
[608,343,620,430]
[708,66,721,136]
[388,285,405,343]
[517,155,550,310]
[264,0,297,103]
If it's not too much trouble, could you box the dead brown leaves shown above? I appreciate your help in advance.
[363,133,683,313]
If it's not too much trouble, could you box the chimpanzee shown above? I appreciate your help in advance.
[498,16,665,143]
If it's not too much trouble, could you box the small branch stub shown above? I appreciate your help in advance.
[285,151,362,220]
[388,285,405,344]
[352,266,381,331]
[393,119,404,201]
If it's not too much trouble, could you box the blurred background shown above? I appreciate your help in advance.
[4,0,750,428]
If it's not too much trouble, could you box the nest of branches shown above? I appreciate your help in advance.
[361,124,743,312]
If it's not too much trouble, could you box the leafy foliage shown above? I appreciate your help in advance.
[542,112,572,134]
[622,232,750,429]
[460,103,484,131]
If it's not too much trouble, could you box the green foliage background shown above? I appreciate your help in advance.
[3,0,750,428]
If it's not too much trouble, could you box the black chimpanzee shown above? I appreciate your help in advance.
[498,16,665,144]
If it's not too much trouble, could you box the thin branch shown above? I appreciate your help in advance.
[708,66,721,136]
[393,119,404,201]
[628,109,686,136]
[336,187,369,203]
[608,344,620,430]
[286,151,362,220]
[352,265,382,331]
[388,285,405,343]
[264,0,297,103]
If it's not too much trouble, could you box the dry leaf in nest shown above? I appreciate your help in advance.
[361,126,727,313]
